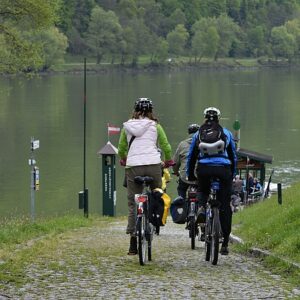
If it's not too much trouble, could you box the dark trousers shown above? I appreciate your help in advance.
[196,164,233,245]
[125,164,162,235]
[177,178,190,199]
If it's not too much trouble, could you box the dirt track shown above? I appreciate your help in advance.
[1,218,299,299]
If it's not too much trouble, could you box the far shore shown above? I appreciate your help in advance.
[22,57,300,77]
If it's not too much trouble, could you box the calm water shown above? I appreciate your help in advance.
[1,69,300,218]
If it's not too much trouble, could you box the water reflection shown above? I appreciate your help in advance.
[0,69,300,218]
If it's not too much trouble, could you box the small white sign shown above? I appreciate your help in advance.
[32,140,40,150]
[29,159,36,166]
[114,191,117,206]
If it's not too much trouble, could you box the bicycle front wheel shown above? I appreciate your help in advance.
[211,208,220,265]
[137,215,147,265]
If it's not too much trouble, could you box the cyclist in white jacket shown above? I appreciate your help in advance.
[118,98,173,255]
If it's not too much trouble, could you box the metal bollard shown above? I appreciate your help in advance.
[277,183,282,205]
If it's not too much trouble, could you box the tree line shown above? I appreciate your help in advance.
[2,0,300,74]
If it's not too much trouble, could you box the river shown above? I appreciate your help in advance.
[1,68,300,218]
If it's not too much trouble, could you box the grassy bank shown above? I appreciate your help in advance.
[0,214,101,285]
[232,182,300,284]
[0,214,93,247]
[49,56,284,74]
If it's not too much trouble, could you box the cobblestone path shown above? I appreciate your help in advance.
[1,218,299,299]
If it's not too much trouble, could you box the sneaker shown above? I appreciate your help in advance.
[128,236,137,255]
[196,206,206,224]
[220,245,229,255]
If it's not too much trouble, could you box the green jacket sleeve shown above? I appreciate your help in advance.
[157,124,172,160]
[117,128,128,159]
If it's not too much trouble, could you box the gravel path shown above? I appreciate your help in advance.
[1,218,299,299]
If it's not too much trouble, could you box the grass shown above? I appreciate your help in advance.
[232,182,300,284]
[0,213,93,246]
[0,214,119,287]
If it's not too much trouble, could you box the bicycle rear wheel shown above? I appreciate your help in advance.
[189,216,196,250]
[137,215,147,265]
[211,208,220,265]
[205,216,212,261]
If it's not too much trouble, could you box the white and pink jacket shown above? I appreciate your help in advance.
[123,118,161,167]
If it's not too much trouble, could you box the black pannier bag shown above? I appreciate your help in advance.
[170,196,187,224]
[149,189,165,227]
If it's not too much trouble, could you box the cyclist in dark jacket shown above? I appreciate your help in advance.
[186,107,237,255]
[173,124,200,198]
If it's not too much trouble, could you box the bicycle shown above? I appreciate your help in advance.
[204,178,222,265]
[186,184,199,250]
[134,175,155,266]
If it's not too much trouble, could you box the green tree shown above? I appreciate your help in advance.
[150,36,169,63]
[137,0,165,36]
[214,14,240,60]
[116,0,139,26]
[285,18,300,55]
[65,0,96,54]
[86,6,122,64]
[167,24,189,56]
[226,0,241,24]
[180,0,201,28]
[119,18,152,66]
[168,8,186,31]
[0,0,60,73]
[27,27,68,70]
[160,0,182,17]
[199,0,227,17]
[192,25,219,61]
[270,26,297,59]
[246,26,265,57]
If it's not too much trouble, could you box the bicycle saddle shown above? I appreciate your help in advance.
[134,176,154,185]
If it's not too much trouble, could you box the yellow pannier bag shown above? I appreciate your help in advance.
[161,168,171,191]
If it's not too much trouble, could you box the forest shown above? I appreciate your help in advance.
[1,0,300,73]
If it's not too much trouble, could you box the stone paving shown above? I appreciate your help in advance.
[1,218,299,299]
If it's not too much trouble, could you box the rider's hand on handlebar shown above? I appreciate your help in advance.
[163,159,175,168]
[120,158,127,166]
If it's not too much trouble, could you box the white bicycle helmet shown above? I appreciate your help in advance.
[203,107,221,120]
[134,98,153,113]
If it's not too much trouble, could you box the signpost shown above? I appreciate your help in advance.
[98,141,118,216]
[29,137,40,222]
[233,120,240,150]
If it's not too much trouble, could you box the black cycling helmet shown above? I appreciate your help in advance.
[203,107,221,121]
[134,98,153,113]
[188,124,200,134]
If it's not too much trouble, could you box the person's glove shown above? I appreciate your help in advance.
[163,159,175,168]
[120,158,127,166]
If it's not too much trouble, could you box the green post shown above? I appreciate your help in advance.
[233,120,241,150]
[278,183,282,205]
[98,141,118,216]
